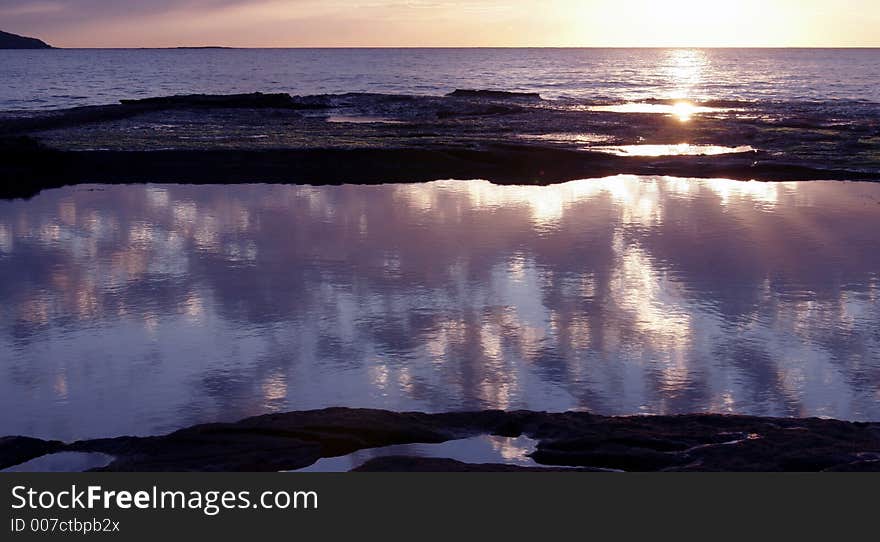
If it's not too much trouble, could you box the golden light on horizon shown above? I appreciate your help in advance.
[3,0,879,47]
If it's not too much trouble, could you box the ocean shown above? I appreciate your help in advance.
[2,48,879,110]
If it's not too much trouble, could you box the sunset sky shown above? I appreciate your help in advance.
[1,0,879,48]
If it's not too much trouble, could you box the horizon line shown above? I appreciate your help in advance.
[23,45,880,50]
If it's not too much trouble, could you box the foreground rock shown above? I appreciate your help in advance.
[2,408,879,472]
[2,91,878,199]
[0,436,64,470]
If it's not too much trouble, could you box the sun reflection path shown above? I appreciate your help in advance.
[666,49,709,100]
[587,101,727,120]
[586,50,713,122]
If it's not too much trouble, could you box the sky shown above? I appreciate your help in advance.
[1,0,879,48]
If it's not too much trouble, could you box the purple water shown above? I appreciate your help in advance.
[1,177,879,440]
[2,48,879,110]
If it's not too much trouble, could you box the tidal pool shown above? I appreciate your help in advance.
[590,143,755,156]
[1,176,878,440]
[293,435,541,472]
[1,452,114,472]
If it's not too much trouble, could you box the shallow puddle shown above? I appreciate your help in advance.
[520,133,615,144]
[325,115,404,124]
[586,102,732,121]
[2,452,115,472]
[293,435,540,472]
[591,143,755,156]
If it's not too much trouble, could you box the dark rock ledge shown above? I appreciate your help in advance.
[2,90,879,200]
[2,408,879,472]
[1,137,874,201]
[0,436,65,469]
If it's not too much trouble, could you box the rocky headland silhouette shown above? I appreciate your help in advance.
[0,30,52,49]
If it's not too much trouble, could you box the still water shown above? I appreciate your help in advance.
[1,176,879,440]
[294,435,542,472]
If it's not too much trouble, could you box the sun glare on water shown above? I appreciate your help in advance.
[671,101,697,122]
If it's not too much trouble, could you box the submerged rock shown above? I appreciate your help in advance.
[436,103,524,118]
[118,92,326,110]
[447,89,542,100]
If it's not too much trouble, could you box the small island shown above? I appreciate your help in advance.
[0,30,53,49]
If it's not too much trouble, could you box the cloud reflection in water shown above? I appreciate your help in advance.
[0,176,879,440]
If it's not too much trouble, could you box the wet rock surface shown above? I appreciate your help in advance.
[1,91,878,198]
[2,408,879,472]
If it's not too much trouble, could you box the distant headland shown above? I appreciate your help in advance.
[0,30,53,49]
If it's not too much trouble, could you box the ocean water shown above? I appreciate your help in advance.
[1,177,879,440]
[1,48,879,110]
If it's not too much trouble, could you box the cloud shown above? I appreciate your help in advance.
[0,0,521,46]
[1,0,507,24]
[0,0,291,44]
[0,0,250,15]
[0,0,281,30]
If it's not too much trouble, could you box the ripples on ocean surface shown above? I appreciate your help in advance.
[1,48,879,110]
[1,176,879,440]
